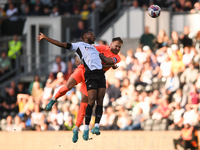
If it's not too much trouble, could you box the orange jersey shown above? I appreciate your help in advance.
[95,44,121,71]
[71,64,88,96]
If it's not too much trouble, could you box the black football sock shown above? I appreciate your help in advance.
[85,104,93,125]
[95,105,103,124]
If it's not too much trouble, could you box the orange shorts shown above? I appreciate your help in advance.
[71,65,88,97]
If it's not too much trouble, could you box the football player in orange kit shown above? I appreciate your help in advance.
[46,37,123,143]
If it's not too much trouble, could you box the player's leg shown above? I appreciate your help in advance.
[83,89,97,141]
[91,87,106,135]
[72,93,88,143]
[46,77,77,111]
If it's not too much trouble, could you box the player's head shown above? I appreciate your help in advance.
[110,37,123,54]
[81,30,95,44]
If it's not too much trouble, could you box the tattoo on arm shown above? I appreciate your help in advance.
[99,53,114,64]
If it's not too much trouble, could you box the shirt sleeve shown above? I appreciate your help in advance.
[112,55,121,64]
[70,43,80,51]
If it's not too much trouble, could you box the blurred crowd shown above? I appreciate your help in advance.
[0,0,200,20]
[0,0,103,18]
[1,24,200,132]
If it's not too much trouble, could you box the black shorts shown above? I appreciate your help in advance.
[84,69,106,91]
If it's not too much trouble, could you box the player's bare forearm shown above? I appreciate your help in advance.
[37,32,67,49]
[99,53,114,64]
[103,64,115,68]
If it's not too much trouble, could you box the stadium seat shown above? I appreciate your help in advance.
[152,120,161,131]
[142,119,153,131]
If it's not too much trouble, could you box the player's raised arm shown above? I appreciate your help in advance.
[99,53,115,65]
[37,32,68,49]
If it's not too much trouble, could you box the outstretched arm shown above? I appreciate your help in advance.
[99,53,115,65]
[103,64,119,69]
[37,32,68,49]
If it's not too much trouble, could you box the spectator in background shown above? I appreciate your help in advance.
[63,115,74,130]
[121,107,144,130]
[98,39,108,45]
[150,54,160,77]
[173,121,199,150]
[3,0,13,12]
[6,3,18,21]
[100,106,118,130]
[0,51,11,76]
[32,4,43,16]
[51,56,66,78]
[170,103,184,130]
[116,106,129,129]
[51,72,67,102]
[48,104,63,126]
[75,20,85,40]
[158,54,171,78]
[129,0,141,11]
[13,115,23,132]
[28,75,43,95]
[152,98,171,120]
[165,71,180,100]
[80,4,90,21]
[42,79,53,105]
[171,54,185,75]
[7,35,22,68]
[193,30,200,53]
[31,81,43,104]
[50,5,59,17]
[43,6,50,16]
[134,47,147,64]
[106,79,121,105]
[40,0,52,8]
[180,26,193,47]
[125,49,134,66]
[24,96,35,112]
[20,5,32,16]
[139,62,153,85]
[190,2,200,13]
[2,88,18,118]
[154,29,169,51]
[180,61,198,93]
[4,80,18,97]
[140,26,155,51]
[169,31,181,47]
[60,0,72,15]
[18,0,28,15]
[183,0,193,11]
[31,104,43,127]
[169,44,183,61]
[4,115,13,131]
[188,85,199,105]
[182,46,194,67]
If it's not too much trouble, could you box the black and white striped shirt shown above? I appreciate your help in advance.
[70,42,102,71]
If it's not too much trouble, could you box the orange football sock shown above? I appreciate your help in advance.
[76,102,88,127]
[54,85,69,99]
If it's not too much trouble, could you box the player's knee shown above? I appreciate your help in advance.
[88,98,95,106]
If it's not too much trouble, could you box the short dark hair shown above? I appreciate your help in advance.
[112,37,123,44]
[81,30,93,40]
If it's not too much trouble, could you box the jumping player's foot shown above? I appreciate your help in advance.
[45,99,56,111]
[82,129,89,141]
[72,128,79,143]
[91,127,100,135]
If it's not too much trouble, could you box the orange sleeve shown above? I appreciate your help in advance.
[95,44,107,53]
